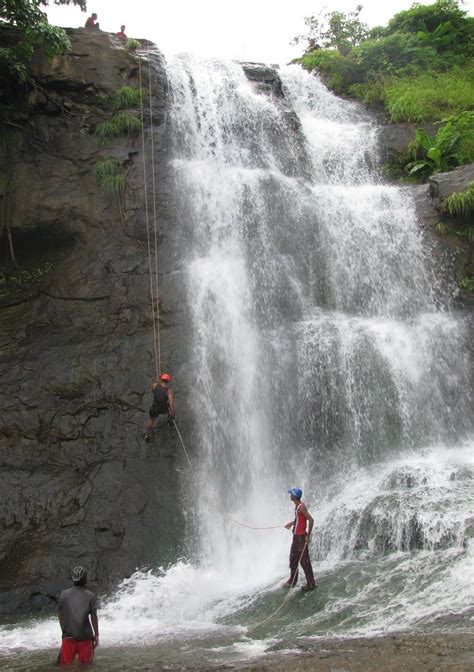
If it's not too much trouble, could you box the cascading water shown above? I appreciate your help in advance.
[1,58,472,668]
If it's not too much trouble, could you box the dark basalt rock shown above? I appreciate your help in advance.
[0,30,189,614]
[241,62,283,97]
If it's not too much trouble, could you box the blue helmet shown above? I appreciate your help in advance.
[288,487,302,499]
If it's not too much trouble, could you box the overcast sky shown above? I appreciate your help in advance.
[46,0,474,64]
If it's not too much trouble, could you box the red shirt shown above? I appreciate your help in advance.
[117,31,127,40]
[85,17,96,28]
[294,502,307,535]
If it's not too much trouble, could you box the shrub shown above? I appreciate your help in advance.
[95,112,141,141]
[125,38,141,50]
[112,86,143,110]
[300,49,362,93]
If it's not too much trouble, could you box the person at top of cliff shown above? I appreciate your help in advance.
[283,487,316,592]
[84,13,99,29]
[117,25,127,40]
[58,566,99,666]
[144,373,175,441]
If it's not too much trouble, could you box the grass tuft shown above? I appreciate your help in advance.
[95,112,141,141]
[385,65,474,122]
[94,159,125,196]
[443,181,474,218]
[112,86,143,110]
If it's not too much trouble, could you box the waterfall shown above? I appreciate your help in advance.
[1,57,471,662]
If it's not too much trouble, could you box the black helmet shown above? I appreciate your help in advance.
[71,566,87,585]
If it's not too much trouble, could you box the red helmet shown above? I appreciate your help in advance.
[160,373,171,382]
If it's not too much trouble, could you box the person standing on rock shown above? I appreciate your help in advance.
[84,13,99,29]
[144,372,175,441]
[116,25,127,40]
[58,566,99,666]
[283,487,316,592]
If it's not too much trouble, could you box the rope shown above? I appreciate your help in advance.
[172,419,283,531]
[247,541,308,633]
[147,48,161,374]
[138,53,160,378]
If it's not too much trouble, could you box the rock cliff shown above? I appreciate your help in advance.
[0,29,188,614]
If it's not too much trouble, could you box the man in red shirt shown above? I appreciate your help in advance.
[58,566,99,665]
[117,25,127,40]
[284,487,316,592]
[85,13,99,29]
[144,373,175,441]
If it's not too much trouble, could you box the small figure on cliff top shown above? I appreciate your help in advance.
[144,372,175,441]
[283,488,316,592]
[85,13,99,29]
[58,566,99,666]
[117,25,127,40]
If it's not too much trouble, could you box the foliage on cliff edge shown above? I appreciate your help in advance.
[295,0,474,126]
[0,0,86,81]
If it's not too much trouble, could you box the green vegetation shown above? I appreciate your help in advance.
[402,113,474,177]
[0,0,85,82]
[112,86,143,110]
[459,276,474,292]
[125,38,141,51]
[296,1,474,125]
[443,181,474,217]
[95,111,141,142]
[0,262,53,301]
[94,159,125,197]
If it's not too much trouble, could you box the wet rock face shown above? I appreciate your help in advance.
[0,30,188,614]
[411,164,474,302]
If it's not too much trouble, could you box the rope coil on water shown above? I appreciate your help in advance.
[140,54,311,632]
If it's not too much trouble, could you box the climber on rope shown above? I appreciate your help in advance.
[283,487,316,592]
[144,373,175,441]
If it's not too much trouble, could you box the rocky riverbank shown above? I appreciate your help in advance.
[234,632,474,672]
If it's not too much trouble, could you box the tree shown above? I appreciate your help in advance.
[0,0,87,80]
[292,5,369,56]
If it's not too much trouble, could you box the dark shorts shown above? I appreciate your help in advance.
[149,403,168,419]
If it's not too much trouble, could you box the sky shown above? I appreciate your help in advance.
[45,0,474,64]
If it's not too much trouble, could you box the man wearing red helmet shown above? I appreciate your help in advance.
[144,373,175,441]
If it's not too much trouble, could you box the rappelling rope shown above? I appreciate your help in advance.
[147,48,161,375]
[172,419,283,531]
[248,541,308,633]
[138,52,160,378]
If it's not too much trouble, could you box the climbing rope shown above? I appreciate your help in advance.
[147,50,161,375]
[248,541,309,633]
[172,419,283,531]
[138,53,160,378]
